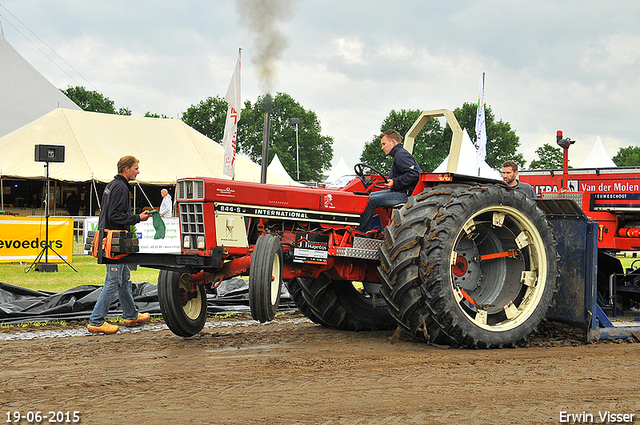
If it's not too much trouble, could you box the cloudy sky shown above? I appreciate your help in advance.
[1,0,639,171]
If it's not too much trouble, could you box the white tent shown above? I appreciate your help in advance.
[268,153,298,184]
[324,156,354,187]
[0,22,81,138]
[578,135,616,168]
[0,108,296,185]
[434,129,501,179]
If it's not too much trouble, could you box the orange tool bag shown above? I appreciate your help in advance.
[87,229,140,260]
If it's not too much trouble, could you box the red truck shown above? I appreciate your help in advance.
[519,132,640,314]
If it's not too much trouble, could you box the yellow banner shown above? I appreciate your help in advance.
[0,217,73,263]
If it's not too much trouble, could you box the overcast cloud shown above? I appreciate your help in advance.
[1,0,639,171]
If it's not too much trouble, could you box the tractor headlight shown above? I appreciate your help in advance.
[183,235,191,249]
[197,235,205,250]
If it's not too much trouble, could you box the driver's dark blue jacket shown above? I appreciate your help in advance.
[389,143,421,195]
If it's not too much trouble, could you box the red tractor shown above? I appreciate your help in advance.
[98,110,560,348]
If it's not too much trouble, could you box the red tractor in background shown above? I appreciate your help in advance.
[519,130,640,315]
[98,109,563,348]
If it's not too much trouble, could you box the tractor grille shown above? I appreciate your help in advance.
[180,202,205,250]
[177,179,204,200]
[335,237,383,260]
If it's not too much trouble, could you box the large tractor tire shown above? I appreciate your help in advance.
[297,273,396,331]
[378,183,559,348]
[158,270,208,337]
[249,234,284,323]
[284,279,331,326]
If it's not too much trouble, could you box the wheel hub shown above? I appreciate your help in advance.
[452,255,468,276]
[452,238,481,292]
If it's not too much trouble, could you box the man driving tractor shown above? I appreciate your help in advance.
[357,129,421,232]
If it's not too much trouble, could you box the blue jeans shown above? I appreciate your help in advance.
[89,264,139,326]
[358,190,408,232]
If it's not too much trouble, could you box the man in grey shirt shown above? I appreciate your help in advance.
[502,160,536,198]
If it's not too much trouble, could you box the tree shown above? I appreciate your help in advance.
[451,102,525,170]
[238,93,333,182]
[359,109,446,173]
[612,146,640,166]
[144,112,171,119]
[61,86,131,115]
[529,143,564,169]
[180,96,228,142]
[181,92,333,182]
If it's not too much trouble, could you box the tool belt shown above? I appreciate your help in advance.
[86,229,140,260]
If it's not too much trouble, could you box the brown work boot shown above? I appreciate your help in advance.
[123,312,151,327]
[87,321,119,334]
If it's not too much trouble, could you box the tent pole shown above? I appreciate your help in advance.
[1,171,4,211]
[53,179,57,216]
[90,179,95,215]
[90,179,101,213]
[90,180,93,216]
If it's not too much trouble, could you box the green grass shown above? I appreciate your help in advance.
[0,319,68,329]
[0,255,160,293]
[620,257,640,270]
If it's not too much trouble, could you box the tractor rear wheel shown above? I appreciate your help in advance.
[297,273,396,331]
[249,234,283,323]
[158,270,207,337]
[285,279,331,326]
[378,183,559,348]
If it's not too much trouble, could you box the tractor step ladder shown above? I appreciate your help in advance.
[335,237,383,260]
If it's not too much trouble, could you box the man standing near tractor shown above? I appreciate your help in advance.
[87,155,152,334]
[502,160,536,198]
[358,130,421,232]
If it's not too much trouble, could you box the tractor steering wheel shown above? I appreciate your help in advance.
[354,163,389,191]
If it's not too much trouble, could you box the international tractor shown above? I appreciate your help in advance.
[94,110,640,347]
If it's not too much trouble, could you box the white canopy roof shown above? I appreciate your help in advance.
[268,153,298,184]
[434,129,501,179]
[578,135,616,168]
[324,157,353,184]
[0,108,296,185]
[0,22,81,138]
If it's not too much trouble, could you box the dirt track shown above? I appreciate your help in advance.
[1,314,640,425]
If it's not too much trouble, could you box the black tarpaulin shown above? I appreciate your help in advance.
[0,279,296,325]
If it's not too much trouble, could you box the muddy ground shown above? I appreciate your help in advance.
[1,314,640,425]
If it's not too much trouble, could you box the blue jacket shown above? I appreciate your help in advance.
[389,144,421,195]
[98,174,142,231]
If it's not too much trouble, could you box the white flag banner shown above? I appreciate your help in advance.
[475,73,487,176]
[222,50,242,178]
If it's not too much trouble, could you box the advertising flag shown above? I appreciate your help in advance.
[222,50,242,178]
[475,73,487,176]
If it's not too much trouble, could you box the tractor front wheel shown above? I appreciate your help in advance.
[158,270,207,337]
[249,234,284,322]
